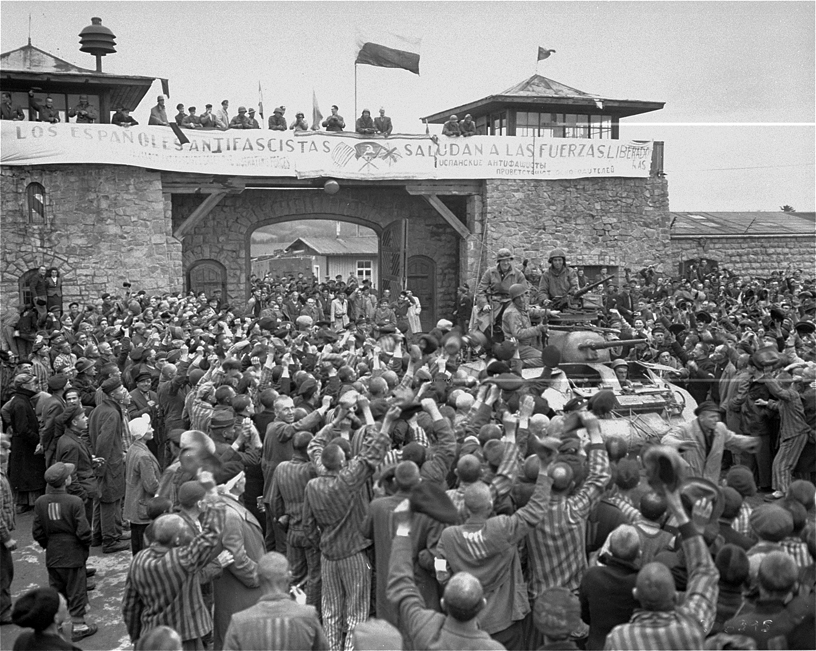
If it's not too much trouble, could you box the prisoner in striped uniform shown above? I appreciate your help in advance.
[270,430,321,613]
[764,374,810,499]
[604,487,719,650]
[526,417,611,599]
[122,503,226,649]
[437,443,554,650]
[302,400,392,651]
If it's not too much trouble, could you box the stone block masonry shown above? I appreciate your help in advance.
[671,235,816,278]
[1,165,182,315]
[472,176,671,285]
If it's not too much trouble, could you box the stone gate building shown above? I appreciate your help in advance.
[3,41,811,329]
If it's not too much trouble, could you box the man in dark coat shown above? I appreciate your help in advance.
[364,460,443,629]
[39,375,67,467]
[55,404,98,527]
[723,551,803,648]
[32,462,97,642]
[2,374,45,511]
[374,108,393,135]
[579,525,642,649]
[88,377,130,553]
[212,463,264,651]
[29,266,48,306]
[71,358,98,410]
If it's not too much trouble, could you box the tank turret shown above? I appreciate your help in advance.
[548,329,646,363]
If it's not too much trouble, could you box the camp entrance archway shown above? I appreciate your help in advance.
[170,182,470,320]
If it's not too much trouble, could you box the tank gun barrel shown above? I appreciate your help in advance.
[578,338,648,350]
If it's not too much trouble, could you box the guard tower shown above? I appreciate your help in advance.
[0,17,161,123]
[423,73,664,140]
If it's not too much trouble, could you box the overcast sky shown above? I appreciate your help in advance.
[2,0,814,212]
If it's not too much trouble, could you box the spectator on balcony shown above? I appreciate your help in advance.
[355,109,376,135]
[214,100,230,130]
[68,95,98,123]
[28,92,61,124]
[229,107,251,130]
[322,105,345,132]
[148,95,169,126]
[442,114,461,136]
[268,106,287,131]
[200,104,216,128]
[290,112,309,132]
[246,108,261,129]
[1,92,25,121]
[460,114,476,137]
[182,107,202,129]
[374,107,392,136]
[174,104,186,126]
[112,107,139,127]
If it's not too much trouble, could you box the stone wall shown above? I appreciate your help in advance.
[174,188,460,323]
[475,176,671,285]
[670,235,816,277]
[1,164,181,315]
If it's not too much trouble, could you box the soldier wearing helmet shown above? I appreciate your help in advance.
[502,283,553,371]
[610,358,631,385]
[537,248,579,308]
[472,248,529,337]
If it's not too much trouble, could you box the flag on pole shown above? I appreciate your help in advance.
[312,90,323,131]
[537,46,556,61]
[355,30,421,75]
[258,81,264,120]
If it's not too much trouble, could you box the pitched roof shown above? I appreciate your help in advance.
[1,44,161,114]
[422,73,664,123]
[285,237,378,256]
[0,44,96,74]
[670,211,815,237]
[501,74,598,99]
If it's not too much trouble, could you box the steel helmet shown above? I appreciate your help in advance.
[496,248,514,261]
[548,248,567,263]
[509,283,528,300]
[610,358,628,370]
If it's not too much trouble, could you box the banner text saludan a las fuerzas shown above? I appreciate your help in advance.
[1,122,653,181]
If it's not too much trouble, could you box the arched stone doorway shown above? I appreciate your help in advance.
[187,259,227,301]
[18,268,40,308]
[407,255,436,331]
[173,187,461,317]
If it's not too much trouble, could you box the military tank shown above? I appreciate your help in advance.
[534,326,697,446]
[461,323,697,448]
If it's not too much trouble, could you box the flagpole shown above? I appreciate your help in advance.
[354,63,358,122]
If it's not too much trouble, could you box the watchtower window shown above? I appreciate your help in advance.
[26,182,46,224]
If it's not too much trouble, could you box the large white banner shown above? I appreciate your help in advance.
[1,122,652,180]
[435,136,653,179]
[295,132,436,180]
[1,122,297,176]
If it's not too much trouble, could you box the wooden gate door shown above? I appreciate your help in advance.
[380,219,407,296]
[407,255,436,332]
[188,260,227,300]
